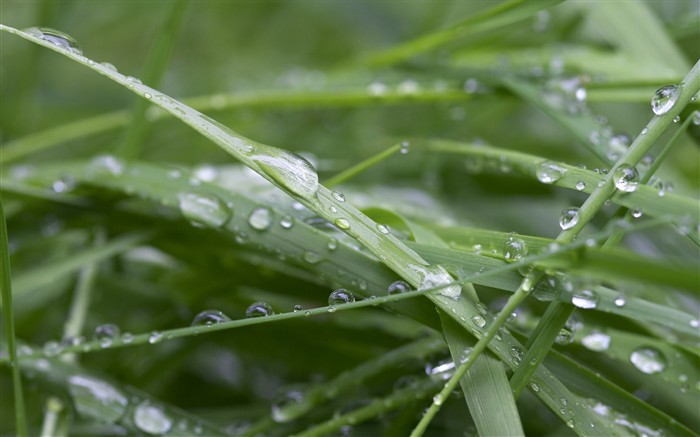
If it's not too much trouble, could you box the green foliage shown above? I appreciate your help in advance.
[1,1,699,436]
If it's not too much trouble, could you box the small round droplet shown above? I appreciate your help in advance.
[280,215,294,229]
[178,193,232,228]
[432,394,443,406]
[559,207,580,230]
[503,237,528,262]
[334,218,350,230]
[144,92,152,99]
[94,324,120,347]
[191,310,230,326]
[673,115,681,123]
[614,295,626,307]
[148,331,163,344]
[87,155,125,178]
[245,302,274,318]
[571,289,598,309]
[302,251,322,264]
[293,305,303,312]
[332,191,345,202]
[471,315,486,328]
[271,386,307,423]
[613,164,639,193]
[376,224,390,234]
[651,85,680,115]
[400,141,410,155]
[575,181,586,191]
[689,319,699,328]
[134,401,172,435]
[42,341,63,357]
[631,208,643,218]
[248,207,273,230]
[328,289,355,307]
[536,161,567,184]
[387,280,410,295]
[459,347,473,364]
[327,238,338,251]
[581,331,611,351]
[630,347,666,374]
[692,110,700,126]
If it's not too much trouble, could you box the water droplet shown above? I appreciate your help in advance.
[400,141,410,155]
[100,61,117,72]
[641,127,649,135]
[614,295,626,307]
[246,302,274,318]
[134,401,172,434]
[555,328,574,345]
[651,85,680,115]
[144,92,152,100]
[673,115,681,123]
[328,289,355,308]
[148,332,163,344]
[86,155,125,178]
[268,385,309,424]
[432,394,443,406]
[464,78,479,93]
[503,237,528,262]
[25,27,83,55]
[293,305,303,312]
[192,310,230,326]
[367,81,388,96]
[122,333,134,344]
[68,374,128,422]
[459,347,473,364]
[566,419,575,428]
[572,289,598,309]
[332,191,345,202]
[692,110,700,125]
[387,280,410,295]
[42,341,63,357]
[575,181,586,191]
[631,208,642,218]
[690,319,699,329]
[530,382,540,392]
[613,164,639,193]
[303,251,321,264]
[280,215,294,229]
[52,176,76,193]
[327,238,338,251]
[630,347,666,374]
[398,80,419,94]
[248,207,273,231]
[252,150,319,198]
[376,224,390,234]
[178,193,232,228]
[559,207,580,230]
[536,161,567,184]
[334,218,350,230]
[581,332,611,351]
[543,77,587,114]
[471,315,486,328]
[418,267,462,300]
[94,324,120,347]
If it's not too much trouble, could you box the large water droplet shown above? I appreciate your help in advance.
[651,85,680,115]
[191,310,230,326]
[94,324,120,347]
[24,27,83,55]
[581,331,610,351]
[536,161,567,184]
[334,218,350,230]
[271,385,307,423]
[68,375,128,422]
[571,289,598,309]
[613,164,639,193]
[503,237,528,262]
[252,150,319,198]
[419,266,461,300]
[387,280,410,295]
[178,193,232,228]
[559,207,580,230]
[471,315,486,328]
[248,207,273,230]
[328,289,355,310]
[630,347,666,374]
[134,401,172,435]
[245,302,274,318]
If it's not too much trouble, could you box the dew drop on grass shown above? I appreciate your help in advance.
[148,332,163,344]
[191,310,230,326]
[332,191,345,202]
[178,193,231,228]
[459,347,473,364]
[559,207,580,230]
[86,155,125,178]
[690,319,699,329]
[293,305,303,312]
[575,181,586,191]
[94,324,120,347]
[328,289,355,311]
[555,328,574,345]
[24,27,83,55]
[581,332,611,351]
[334,218,350,230]
[367,81,388,96]
[68,374,128,422]
[613,164,639,193]
[572,289,598,309]
[419,266,462,300]
[692,110,700,125]
[280,215,294,229]
[503,237,528,262]
[42,341,63,357]
[327,238,338,251]
[252,150,319,198]
[100,62,118,72]
[432,394,443,406]
[271,385,307,423]
[630,347,666,374]
[471,315,486,328]
[536,161,567,184]
[134,401,172,435]
[614,295,626,307]
[248,207,273,230]
[246,302,274,318]
[400,141,410,155]
[376,224,390,234]
[303,251,321,264]
[631,208,643,219]
[651,85,680,115]
[387,280,410,295]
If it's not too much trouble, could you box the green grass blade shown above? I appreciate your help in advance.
[0,198,28,436]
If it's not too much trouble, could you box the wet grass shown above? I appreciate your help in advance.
[1,1,699,436]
